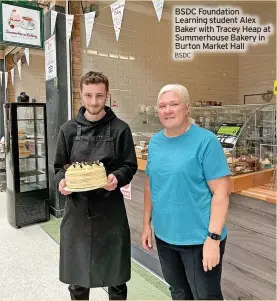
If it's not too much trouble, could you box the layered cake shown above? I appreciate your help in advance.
[65,161,107,191]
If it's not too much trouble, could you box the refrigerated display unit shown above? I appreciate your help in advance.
[4,103,49,228]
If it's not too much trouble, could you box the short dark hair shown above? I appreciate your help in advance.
[80,71,109,92]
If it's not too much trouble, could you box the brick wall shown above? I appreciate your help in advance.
[70,1,82,116]
[6,54,15,103]
[80,3,239,132]
[238,2,276,104]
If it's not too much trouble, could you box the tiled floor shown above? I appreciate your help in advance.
[0,192,108,300]
[0,192,169,300]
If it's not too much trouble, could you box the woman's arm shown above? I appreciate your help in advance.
[143,176,152,227]
[142,176,153,251]
[207,176,231,235]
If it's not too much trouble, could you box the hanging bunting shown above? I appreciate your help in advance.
[66,14,74,40]
[24,48,30,65]
[85,11,96,48]
[5,72,8,90]
[110,0,125,41]
[17,59,22,80]
[0,72,2,86]
[10,68,14,86]
[51,10,58,36]
[152,0,164,22]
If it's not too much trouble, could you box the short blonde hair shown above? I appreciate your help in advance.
[157,84,195,124]
[157,84,190,105]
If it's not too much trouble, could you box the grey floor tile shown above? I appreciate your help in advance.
[0,193,108,300]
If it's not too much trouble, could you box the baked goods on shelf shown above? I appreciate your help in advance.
[135,145,148,159]
[139,141,147,147]
[18,130,31,158]
[65,161,107,191]
[18,129,27,140]
[134,141,148,159]
[260,158,272,169]
[228,155,261,175]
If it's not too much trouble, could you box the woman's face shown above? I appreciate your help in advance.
[158,91,190,130]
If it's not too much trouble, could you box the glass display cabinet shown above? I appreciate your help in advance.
[190,104,263,133]
[4,103,49,228]
[131,104,264,146]
[222,103,276,176]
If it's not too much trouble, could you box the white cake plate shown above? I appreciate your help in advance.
[64,184,106,192]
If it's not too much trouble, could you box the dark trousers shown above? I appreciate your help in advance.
[155,235,226,300]
[68,283,127,300]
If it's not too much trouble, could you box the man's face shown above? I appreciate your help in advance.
[158,91,189,130]
[80,83,109,116]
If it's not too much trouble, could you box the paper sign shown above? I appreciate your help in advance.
[45,35,57,81]
[66,14,74,40]
[10,68,14,86]
[51,10,58,35]
[24,48,29,65]
[121,183,131,200]
[5,72,8,90]
[85,11,96,47]
[17,59,22,79]
[110,0,125,41]
[152,0,164,22]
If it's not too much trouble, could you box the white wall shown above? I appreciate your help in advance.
[238,2,276,104]
[14,50,46,103]
[81,1,239,132]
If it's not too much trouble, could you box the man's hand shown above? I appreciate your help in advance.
[59,179,72,196]
[104,174,118,191]
[202,237,220,272]
[142,224,153,252]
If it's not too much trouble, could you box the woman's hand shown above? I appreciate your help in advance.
[202,237,220,272]
[142,224,153,252]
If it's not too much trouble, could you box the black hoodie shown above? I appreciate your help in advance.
[54,106,138,188]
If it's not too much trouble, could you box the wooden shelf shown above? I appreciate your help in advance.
[238,184,276,203]
[137,158,147,171]
[231,168,275,192]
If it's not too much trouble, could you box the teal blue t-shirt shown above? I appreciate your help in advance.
[145,125,230,245]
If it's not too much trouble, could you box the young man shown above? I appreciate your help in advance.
[142,84,231,300]
[54,71,137,300]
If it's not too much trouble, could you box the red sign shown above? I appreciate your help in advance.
[121,183,131,200]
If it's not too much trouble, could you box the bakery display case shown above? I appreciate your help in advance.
[222,103,276,191]
[4,103,49,228]
[190,104,263,133]
[133,103,276,194]
[132,104,265,168]
[133,104,262,138]
[224,103,276,174]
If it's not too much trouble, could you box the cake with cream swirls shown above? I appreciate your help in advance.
[65,161,107,191]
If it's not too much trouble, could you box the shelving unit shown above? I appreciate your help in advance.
[4,103,49,228]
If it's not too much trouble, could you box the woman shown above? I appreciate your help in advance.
[142,84,231,300]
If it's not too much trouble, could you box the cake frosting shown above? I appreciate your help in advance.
[65,161,107,190]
